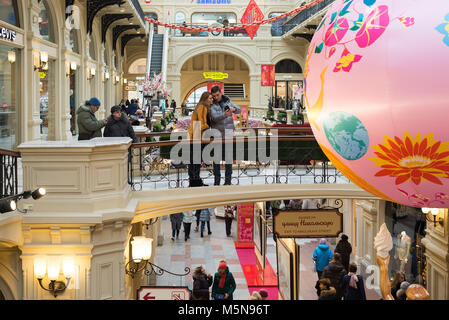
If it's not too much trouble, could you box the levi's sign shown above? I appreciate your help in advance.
[1,27,16,41]
[273,209,343,238]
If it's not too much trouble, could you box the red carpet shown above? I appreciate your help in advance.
[235,245,278,298]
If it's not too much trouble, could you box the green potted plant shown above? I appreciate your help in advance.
[160,118,167,129]
[291,113,304,125]
[152,123,162,132]
[277,112,287,123]
[266,110,274,120]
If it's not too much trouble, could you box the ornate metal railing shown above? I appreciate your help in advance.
[0,148,20,198]
[128,133,350,191]
[282,0,336,35]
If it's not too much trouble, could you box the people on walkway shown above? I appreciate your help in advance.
[209,86,241,185]
[335,234,352,272]
[170,212,183,240]
[212,260,236,300]
[322,253,347,300]
[77,97,107,141]
[318,278,338,300]
[182,210,194,241]
[192,265,213,300]
[194,209,201,232]
[224,205,235,237]
[170,99,177,112]
[302,198,320,209]
[103,105,138,143]
[188,92,213,187]
[199,208,213,237]
[126,99,140,116]
[341,262,366,300]
[313,238,333,279]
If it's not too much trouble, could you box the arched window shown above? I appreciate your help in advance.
[38,0,55,43]
[128,58,147,74]
[0,0,20,27]
[275,59,302,73]
[70,29,79,54]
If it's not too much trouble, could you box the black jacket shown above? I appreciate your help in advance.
[318,287,338,300]
[335,240,352,271]
[103,113,138,143]
[322,262,347,299]
[192,273,213,300]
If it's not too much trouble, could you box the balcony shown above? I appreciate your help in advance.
[171,23,250,38]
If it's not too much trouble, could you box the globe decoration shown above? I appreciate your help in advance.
[304,0,449,208]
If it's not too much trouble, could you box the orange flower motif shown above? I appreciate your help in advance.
[370,132,449,185]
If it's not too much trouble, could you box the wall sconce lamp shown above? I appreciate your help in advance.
[34,257,74,298]
[125,236,190,278]
[0,187,46,214]
[115,75,120,85]
[124,78,127,84]
[105,71,110,81]
[91,67,96,78]
[421,207,444,227]
[34,51,48,72]
[8,51,16,64]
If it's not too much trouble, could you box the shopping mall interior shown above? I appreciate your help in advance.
[0,0,448,302]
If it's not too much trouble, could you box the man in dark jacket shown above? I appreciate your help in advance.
[126,99,140,116]
[103,105,138,143]
[335,234,352,272]
[322,253,347,300]
[77,97,107,140]
[209,86,241,185]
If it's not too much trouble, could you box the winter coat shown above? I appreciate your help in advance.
[76,105,105,140]
[170,212,183,231]
[322,262,347,299]
[103,113,138,143]
[313,244,333,271]
[211,267,236,300]
[183,211,194,224]
[318,287,338,301]
[188,104,210,140]
[192,272,213,300]
[335,239,352,271]
[210,95,241,137]
[127,103,139,116]
[341,274,366,300]
[199,208,213,222]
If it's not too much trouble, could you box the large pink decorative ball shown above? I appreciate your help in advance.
[305,0,449,208]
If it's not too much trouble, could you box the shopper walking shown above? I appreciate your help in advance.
[77,97,107,141]
[182,210,194,241]
[170,99,177,112]
[341,262,366,300]
[188,92,213,187]
[169,212,183,241]
[192,265,213,300]
[224,205,235,237]
[199,208,213,237]
[312,238,333,279]
[209,86,241,185]
[103,105,138,143]
[322,253,347,300]
[194,209,201,232]
[318,278,338,301]
[335,234,352,272]
[212,261,236,300]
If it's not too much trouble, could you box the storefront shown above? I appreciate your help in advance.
[384,201,427,287]
[0,0,22,150]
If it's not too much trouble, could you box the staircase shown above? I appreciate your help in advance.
[149,34,164,77]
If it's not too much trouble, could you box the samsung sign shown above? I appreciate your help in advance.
[196,0,231,4]
[1,27,16,41]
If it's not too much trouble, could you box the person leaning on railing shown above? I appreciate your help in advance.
[187,91,213,187]
[76,97,107,141]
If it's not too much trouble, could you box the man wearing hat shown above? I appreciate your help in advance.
[76,97,107,140]
[103,105,138,143]
[335,234,352,272]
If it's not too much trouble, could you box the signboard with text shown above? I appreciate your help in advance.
[273,209,343,238]
[261,64,275,86]
[137,286,191,300]
[237,203,254,244]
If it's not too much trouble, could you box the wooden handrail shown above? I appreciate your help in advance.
[0,148,21,157]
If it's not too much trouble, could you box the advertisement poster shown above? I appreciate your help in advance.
[261,64,275,87]
[237,203,254,244]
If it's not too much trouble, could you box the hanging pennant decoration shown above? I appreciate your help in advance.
[304,0,449,208]
[261,64,275,86]
[241,0,264,40]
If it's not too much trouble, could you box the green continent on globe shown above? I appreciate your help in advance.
[323,111,369,161]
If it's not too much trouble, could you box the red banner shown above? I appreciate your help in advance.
[241,0,264,40]
[207,82,224,93]
[261,64,275,86]
[237,203,254,244]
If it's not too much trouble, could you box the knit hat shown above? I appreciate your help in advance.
[111,105,122,114]
[88,97,101,107]
[319,238,327,245]
[218,261,227,270]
